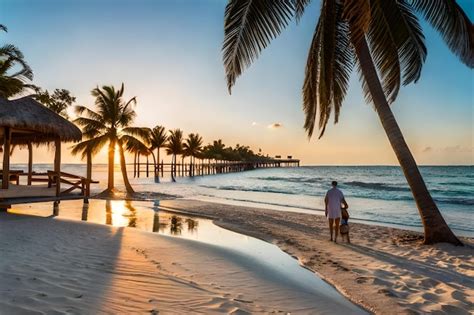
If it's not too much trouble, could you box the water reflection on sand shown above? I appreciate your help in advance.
[21,199,200,238]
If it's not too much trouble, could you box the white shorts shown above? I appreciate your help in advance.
[327,208,341,219]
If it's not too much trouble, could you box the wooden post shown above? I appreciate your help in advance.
[161,160,164,177]
[137,152,140,178]
[146,155,149,177]
[2,127,11,189]
[27,142,33,185]
[133,152,137,178]
[54,138,61,197]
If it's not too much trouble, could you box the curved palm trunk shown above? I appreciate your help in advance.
[171,154,176,182]
[118,140,135,194]
[150,151,158,183]
[354,38,461,245]
[107,138,115,191]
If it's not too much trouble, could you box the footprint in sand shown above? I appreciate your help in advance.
[377,288,396,297]
[451,290,467,301]
[441,304,470,315]
[355,276,370,284]
[421,292,439,302]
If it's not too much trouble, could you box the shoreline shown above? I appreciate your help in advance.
[4,196,473,314]
[158,199,474,315]
[0,212,365,314]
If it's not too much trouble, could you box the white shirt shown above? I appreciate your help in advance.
[325,187,345,219]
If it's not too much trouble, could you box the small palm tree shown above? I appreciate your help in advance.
[222,0,473,245]
[0,25,33,98]
[74,83,149,194]
[165,129,184,182]
[183,133,203,176]
[148,125,168,182]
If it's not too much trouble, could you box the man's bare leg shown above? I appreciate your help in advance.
[328,218,334,241]
[334,218,341,243]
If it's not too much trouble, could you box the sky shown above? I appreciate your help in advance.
[1,0,473,165]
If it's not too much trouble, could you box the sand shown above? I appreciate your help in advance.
[158,199,474,315]
[0,212,364,314]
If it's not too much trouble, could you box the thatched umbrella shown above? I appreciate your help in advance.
[0,97,81,190]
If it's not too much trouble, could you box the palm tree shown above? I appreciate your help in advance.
[148,125,168,182]
[165,129,184,182]
[183,133,203,176]
[0,25,33,98]
[73,83,149,194]
[222,1,473,245]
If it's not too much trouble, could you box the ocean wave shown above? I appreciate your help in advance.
[344,181,410,192]
[199,193,323,212]
[200,184,473,206]
[200,185,298,196]
[255,176,322,184]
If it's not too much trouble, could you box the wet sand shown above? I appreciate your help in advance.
[159,199,474,315]
[0,211,365,314]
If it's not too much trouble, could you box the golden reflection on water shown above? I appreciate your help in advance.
[11,199,200,236]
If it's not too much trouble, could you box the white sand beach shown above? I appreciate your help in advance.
[159,199,474,315]
[0,211,365,314]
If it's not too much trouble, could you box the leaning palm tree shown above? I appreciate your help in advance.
[222,1,473,245]
[165,129,184,182]
[148,125,168,182]
[74,84,149,194]
[183,133,203,176]
[0,26,33,98]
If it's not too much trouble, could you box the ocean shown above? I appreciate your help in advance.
[9,164,474,237]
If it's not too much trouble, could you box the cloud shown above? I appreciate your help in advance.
[268,122,283,129]
[422,145,473,153]
[252,122,258,126]
[443,145,473,153]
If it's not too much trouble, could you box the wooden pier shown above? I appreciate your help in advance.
[133,158,300,178]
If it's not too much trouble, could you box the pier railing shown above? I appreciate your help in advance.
[132,158,300,178]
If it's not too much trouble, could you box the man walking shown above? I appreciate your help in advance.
[324,181,348,243]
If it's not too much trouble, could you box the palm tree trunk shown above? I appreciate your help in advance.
[354,38,461,245]
[86,149,92,199]
[171,154,176,182]
[150,151,158,183]
[157,148,160,182]
[118,140,135,194]
[107,138,115,191]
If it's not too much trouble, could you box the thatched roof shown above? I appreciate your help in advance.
[0,97,82,144]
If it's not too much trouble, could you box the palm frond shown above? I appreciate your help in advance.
[410,0,474,67]
[343,0,371,47]
[294,0,311,22]
[120,134,149,154]
[71,135,109,159]
[149,125,168,149]
[385,0,427,85]
[303,0,353,138]
[73,117,107,132]
[122,127,151,140]
[75,105,103,122]
[223,0,295,93]
[366,0,402,104]
[0,25,7,32]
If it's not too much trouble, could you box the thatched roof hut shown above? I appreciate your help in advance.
[0,97,81,145]
[1,96,82,194]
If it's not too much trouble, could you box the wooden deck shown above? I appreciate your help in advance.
[0,184,86,207]
[0,171,98,208]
